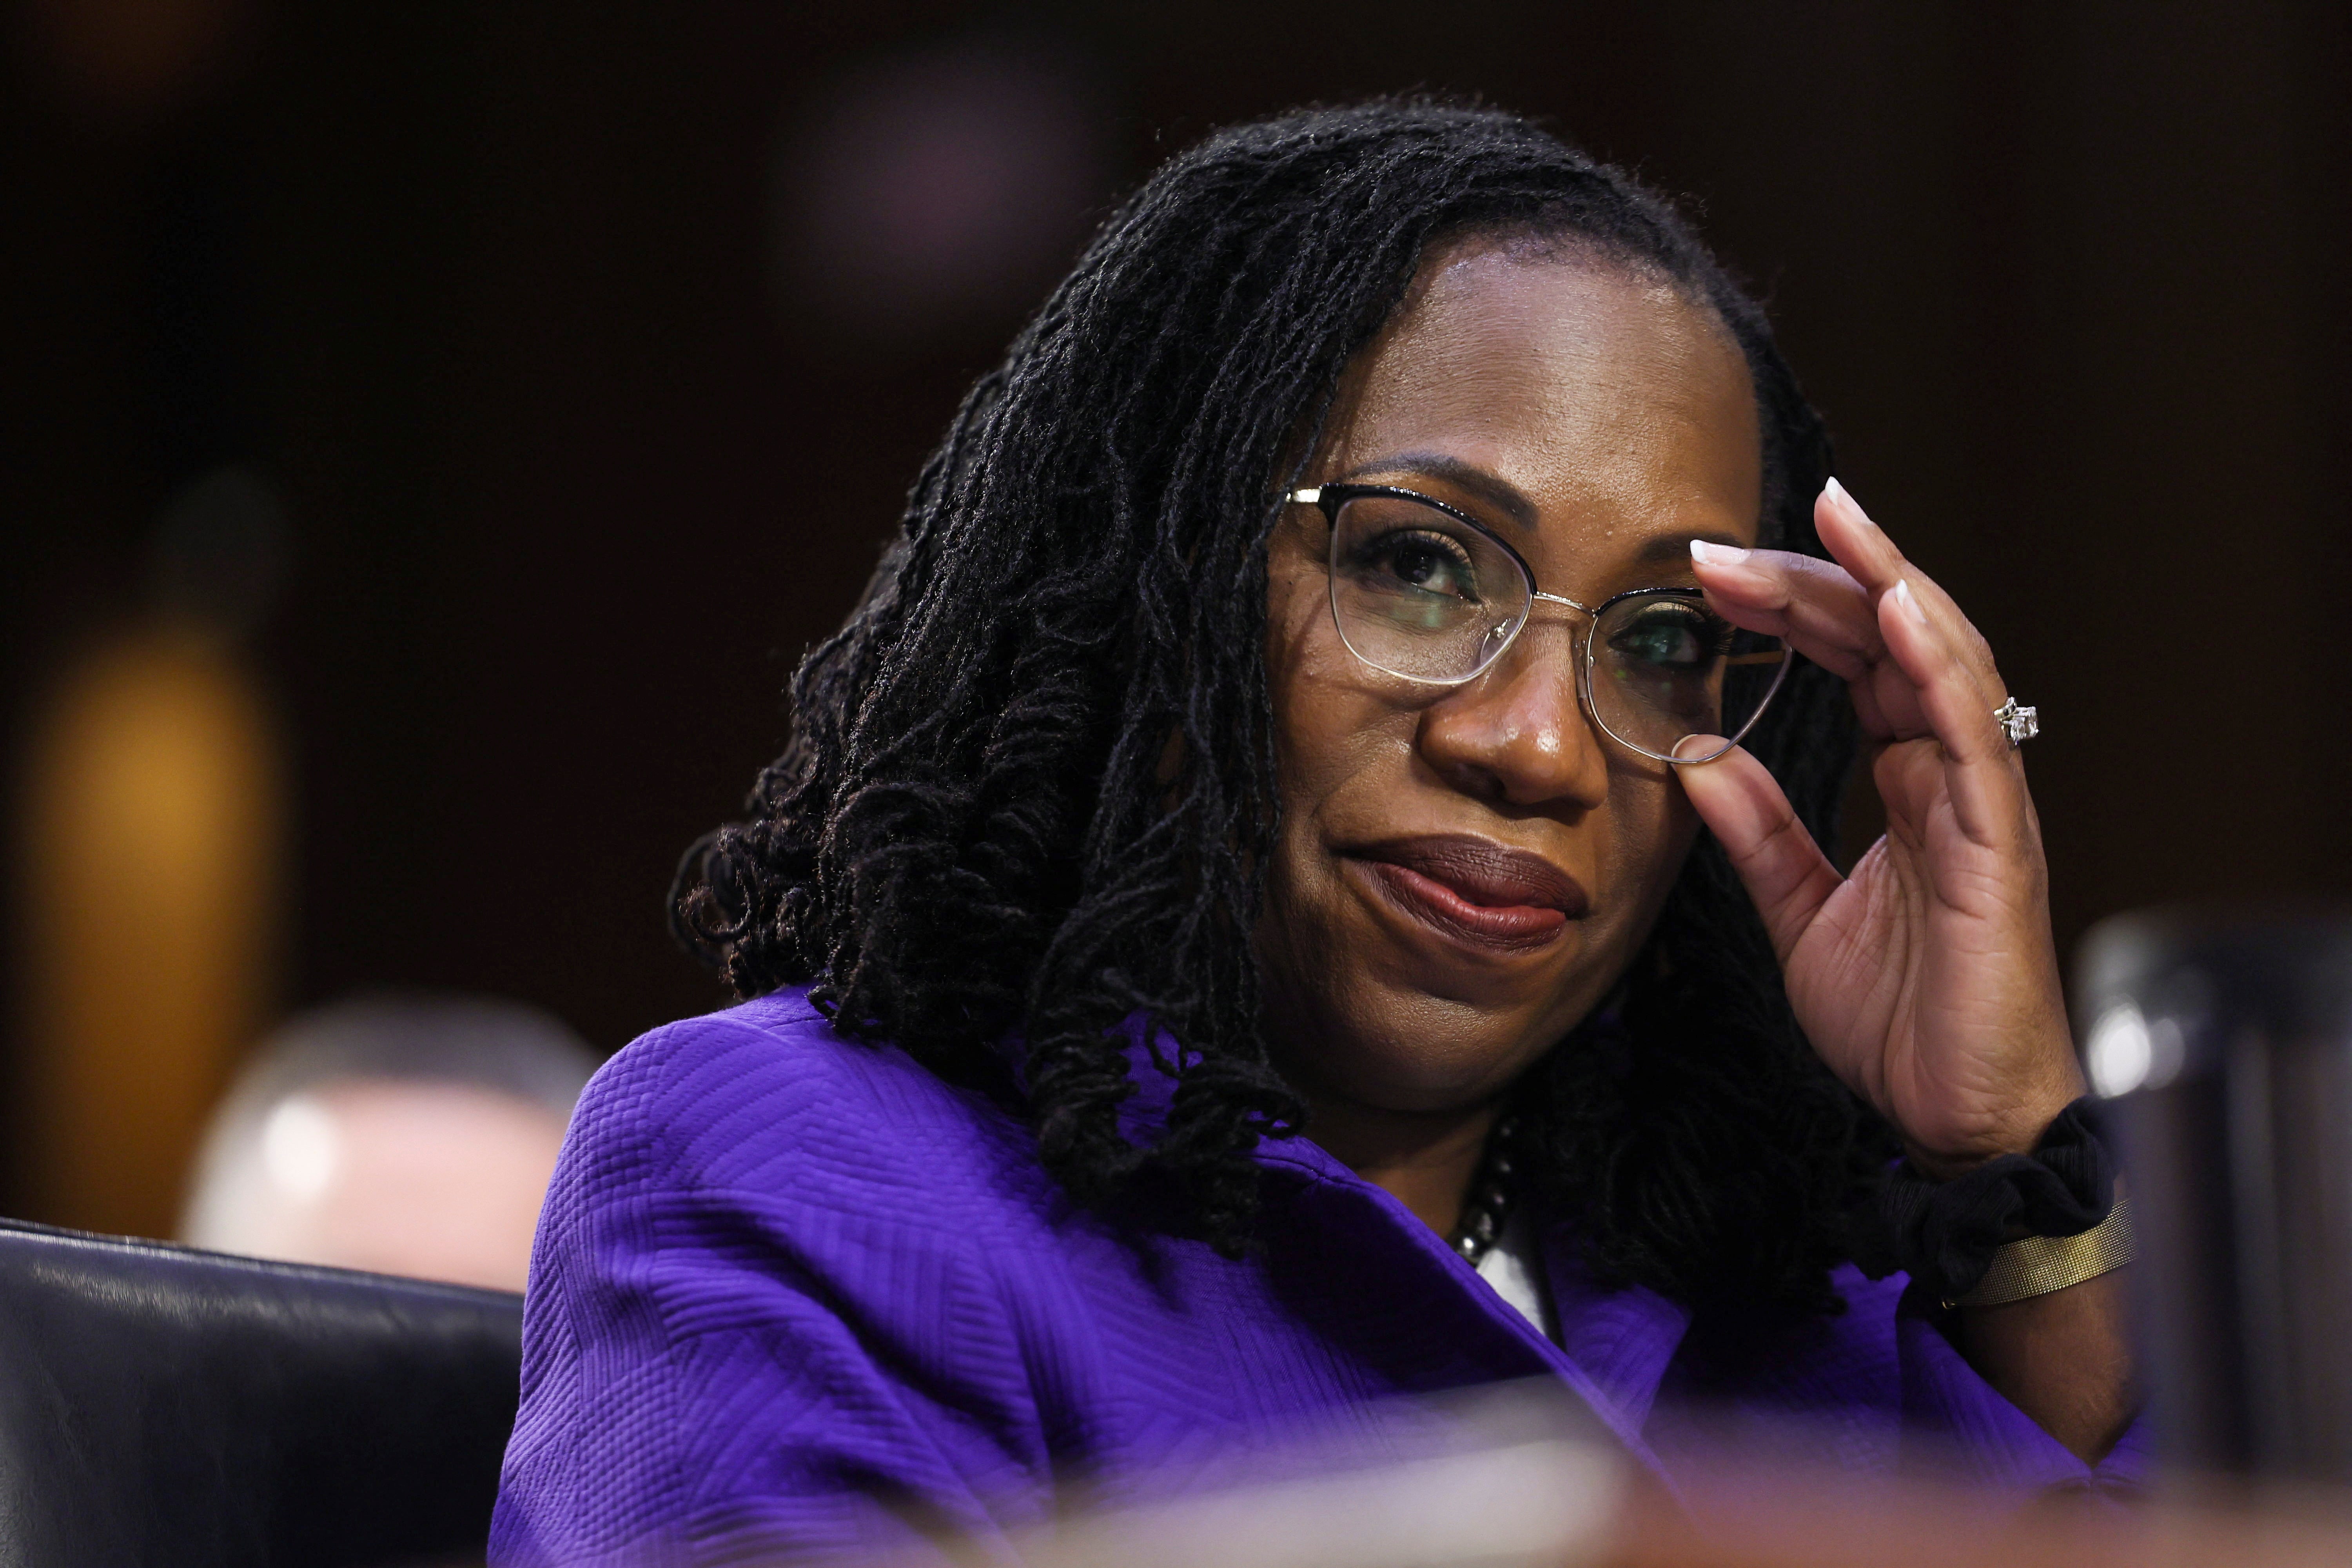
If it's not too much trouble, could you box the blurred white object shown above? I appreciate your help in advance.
[964,1381,1625,1568]
[1024,1433,1621,1568]
[181,994,596,1291]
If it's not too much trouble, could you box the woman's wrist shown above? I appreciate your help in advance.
[1896,1062,2087,1183]
[1853,1097,2118,1305]
[1900,1107,2067,1183]
[1903,1139,2029,1185]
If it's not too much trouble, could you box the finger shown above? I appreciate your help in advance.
[1877,580,2011,766]
[1674,738,1843,965]
[1689,543,1915,738]
[1876,579,2030,847]
[1817,480,2009,713]
[1699,483,2015,743]
[1811,477,1910,596]
[1822,490,2036,856]
[1880,564,2012,721]
[1688,543,1882,684]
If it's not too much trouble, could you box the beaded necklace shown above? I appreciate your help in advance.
[1448,1115,1522,1267]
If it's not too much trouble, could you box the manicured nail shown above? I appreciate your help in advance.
[1825,476,1878,529]
[1892,577,1929,626]
[1689,539,1751,568]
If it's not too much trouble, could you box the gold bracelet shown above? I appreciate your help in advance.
[1947,1194,2134,1309]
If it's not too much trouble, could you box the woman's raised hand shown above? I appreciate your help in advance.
[1680,480,2083,1175]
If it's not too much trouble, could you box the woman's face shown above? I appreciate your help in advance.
[1259,240,1764,1118]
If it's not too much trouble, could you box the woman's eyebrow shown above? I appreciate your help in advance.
[1638,529,1745,565]
[1336,452,1538,531]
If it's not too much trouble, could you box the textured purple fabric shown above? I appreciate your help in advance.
[491,990,2147,1566]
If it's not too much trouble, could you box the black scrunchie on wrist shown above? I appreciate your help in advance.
[1850,1098,2116,1305]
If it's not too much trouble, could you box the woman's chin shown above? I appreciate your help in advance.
[1292,1010,1555,1114]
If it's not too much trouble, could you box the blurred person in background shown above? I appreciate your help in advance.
[495,102,2134,1564]
[181,993,596,1292]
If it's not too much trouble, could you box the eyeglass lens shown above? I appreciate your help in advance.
[1326,492,1790,760]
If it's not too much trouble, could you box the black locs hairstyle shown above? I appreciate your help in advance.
[675,101,1886,1310]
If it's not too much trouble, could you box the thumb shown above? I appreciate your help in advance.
[1675,739,1843,965]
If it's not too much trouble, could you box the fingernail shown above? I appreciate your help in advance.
[1689,539,1751,568]
[1893,577,1929,626]
[1825,476,1878,529]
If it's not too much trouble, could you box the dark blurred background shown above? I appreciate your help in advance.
[5,1,2348,1238]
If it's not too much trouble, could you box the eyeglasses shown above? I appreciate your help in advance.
[1286,484,1793,765]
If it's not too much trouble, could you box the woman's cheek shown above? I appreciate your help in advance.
[1611,777,1700,924]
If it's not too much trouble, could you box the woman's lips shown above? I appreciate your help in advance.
[1347,836,1587,953]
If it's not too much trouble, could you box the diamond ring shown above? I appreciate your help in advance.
[1994,697,2039,747]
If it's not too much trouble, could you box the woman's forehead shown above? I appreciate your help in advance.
[1317,247,1764,554]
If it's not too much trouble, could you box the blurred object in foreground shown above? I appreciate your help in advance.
[2079,907,2352,1485]
[772,31,1111,342]
[15,623,283,1240]
[1616,1452,2352,1568]
[1019,1385,1620,1568]
[181,994,596,1290]
[959,1378,2352,1568]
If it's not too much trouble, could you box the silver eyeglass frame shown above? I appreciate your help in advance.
[1287,483,1794,766]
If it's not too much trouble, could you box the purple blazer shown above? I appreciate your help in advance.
[491,990,2147,1566]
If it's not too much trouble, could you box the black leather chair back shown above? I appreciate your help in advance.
[0,1218,523,1567]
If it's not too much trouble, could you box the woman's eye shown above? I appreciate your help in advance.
[1612,610,1721,671]
[1360,531,1481,601]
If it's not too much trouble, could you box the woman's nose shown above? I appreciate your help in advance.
[1414,622,1611,810]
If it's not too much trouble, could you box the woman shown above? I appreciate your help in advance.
[493,102,2139,1565]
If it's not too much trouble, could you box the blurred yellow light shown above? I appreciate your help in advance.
[18,624,282,1239]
